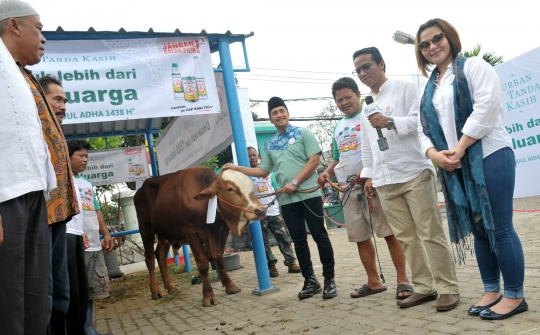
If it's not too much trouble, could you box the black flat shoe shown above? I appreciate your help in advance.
[479,299,528,320]
[468,294,503,316]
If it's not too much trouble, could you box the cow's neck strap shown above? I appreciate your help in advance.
[216,196,259,215]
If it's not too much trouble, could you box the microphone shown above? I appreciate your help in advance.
[364,96,389,151]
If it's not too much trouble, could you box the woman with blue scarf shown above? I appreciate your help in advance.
[415,18,526,320]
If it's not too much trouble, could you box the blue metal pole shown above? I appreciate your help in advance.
[218,37,274,294]
[106,229,140,238]
[174,254,180,266]
[182,245,192,272]
[146,120,158,177]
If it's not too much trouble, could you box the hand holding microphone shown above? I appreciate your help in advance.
[364,96,389,151]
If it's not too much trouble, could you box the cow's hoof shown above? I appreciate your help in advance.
[225,285,242,294]
[151,292,162,300]
[167,287,178,293]
[202,297,218,307]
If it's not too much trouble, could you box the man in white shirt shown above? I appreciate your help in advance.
[0,2,57,334]
[68,139,114,335]
[69,138,114,335]
[353,47,460,311]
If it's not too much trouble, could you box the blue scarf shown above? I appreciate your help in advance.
[420,55,496,263]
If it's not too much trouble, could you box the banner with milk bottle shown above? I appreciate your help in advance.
[30,36,220,124]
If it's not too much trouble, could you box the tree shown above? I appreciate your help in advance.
[216,145,233,167]
[200,156,219,170]
[307,101,340,165]
[88,136,123,150]
[461,44,503,66]
[251,100,260,120]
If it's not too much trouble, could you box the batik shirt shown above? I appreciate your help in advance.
[17,64,79,224]
[260,125,322,205]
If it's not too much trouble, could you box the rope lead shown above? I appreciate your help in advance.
[368,198,385,284]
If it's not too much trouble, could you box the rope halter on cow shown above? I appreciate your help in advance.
[216,196,265,216]
[217,175,358,221]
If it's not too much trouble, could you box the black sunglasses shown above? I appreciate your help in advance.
[418,33,446,51]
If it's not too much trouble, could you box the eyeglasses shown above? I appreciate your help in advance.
[418,33,446,51]
[352,62,375,75]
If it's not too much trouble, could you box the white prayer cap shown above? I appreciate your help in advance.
[0,0,38,22]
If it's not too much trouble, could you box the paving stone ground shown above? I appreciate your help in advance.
[94,196,540,335]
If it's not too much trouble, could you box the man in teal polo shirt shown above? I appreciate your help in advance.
[223,97,337,300]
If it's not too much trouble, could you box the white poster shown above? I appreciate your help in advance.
[29,36,220,124]
[156,73,233,175]
[495,46,540,198]
[82,146,150,186]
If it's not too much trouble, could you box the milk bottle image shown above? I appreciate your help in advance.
[193,56,207,100]
[128,158,134,175]
[138,154,145,174]
[343,127,351,152]
[338,131,345,152]
[182,65,198,103]
[350,124,358,150]
[134,164,140,176]
[171,63,184,100]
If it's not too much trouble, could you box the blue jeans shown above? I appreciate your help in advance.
[472,147,525,298]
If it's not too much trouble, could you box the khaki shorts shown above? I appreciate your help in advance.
[343,188,394,243]
[84,250,110,300]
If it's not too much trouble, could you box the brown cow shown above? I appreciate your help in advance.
[134,167,266,307]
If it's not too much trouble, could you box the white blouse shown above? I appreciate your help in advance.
[419,57,512,159]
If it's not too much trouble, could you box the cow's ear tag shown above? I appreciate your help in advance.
[206,195,218,224]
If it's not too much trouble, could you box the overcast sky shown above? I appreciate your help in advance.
[27,0,539,124]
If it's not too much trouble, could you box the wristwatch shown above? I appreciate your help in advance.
[291,179,299,187]
[386,117,395,130]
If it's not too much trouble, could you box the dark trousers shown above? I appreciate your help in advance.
[66,233,89,335]
[280,197,335,279]
[48,219,70,335]
[0,191,50,335]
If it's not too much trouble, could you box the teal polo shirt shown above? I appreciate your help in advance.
[260,124,322,205]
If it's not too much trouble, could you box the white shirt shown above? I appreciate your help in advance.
[74,176,102,251]
[332,112,363,190]
[360,79,434,187]
[67,176,86,236]
[250,174,280,217]
[0,38,56,203]
[419,57,512,158]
